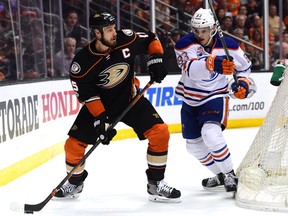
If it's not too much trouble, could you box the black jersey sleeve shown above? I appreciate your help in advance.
[69,46,102,103]
[116,29,159,56]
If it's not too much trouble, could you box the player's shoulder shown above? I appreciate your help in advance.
[175,33,198,50]
[116,29,137,45]
[71,44,91,63]
[215,35,239,49]
[69,45,95,77]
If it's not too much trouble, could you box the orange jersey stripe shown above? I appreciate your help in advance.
[148,39,164,55]
[86,99,105,117]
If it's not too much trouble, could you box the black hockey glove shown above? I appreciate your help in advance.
[94,113,117,145]
[147,54,168,83]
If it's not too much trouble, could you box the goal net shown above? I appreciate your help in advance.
[235,68,288,211]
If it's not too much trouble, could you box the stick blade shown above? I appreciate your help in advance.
[24,203,45,214]
[10,202,25,213]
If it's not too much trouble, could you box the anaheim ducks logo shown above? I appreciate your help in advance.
[98,63,130,89]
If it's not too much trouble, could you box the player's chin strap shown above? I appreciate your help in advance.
[22,79,155,214]
[228,77,257,99]
[205,27,217,47]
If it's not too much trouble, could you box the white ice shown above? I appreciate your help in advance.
[0,127,281,215]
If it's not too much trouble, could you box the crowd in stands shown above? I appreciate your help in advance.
[0,0,88,81]
[151,0,288,71]
[116,0,288,73]
[0,0,288,82]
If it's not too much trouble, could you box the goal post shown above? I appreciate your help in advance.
[235,68,288,211]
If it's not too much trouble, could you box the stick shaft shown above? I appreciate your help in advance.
[24,79,154,213]
[208,0,238,84]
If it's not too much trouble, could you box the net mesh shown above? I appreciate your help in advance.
[236,69,288,211]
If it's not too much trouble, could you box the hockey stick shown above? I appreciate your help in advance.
[207,0,238,84]
[11,79,154,214]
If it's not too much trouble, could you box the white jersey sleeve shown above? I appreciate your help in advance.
[174,38,212,80]
[174,33,236,107]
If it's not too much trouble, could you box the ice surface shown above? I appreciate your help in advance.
[0,127,279,215]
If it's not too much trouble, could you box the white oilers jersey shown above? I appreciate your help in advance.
[174,33,251,106]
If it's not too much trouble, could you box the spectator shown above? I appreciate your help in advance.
[178,0,196,33]
[62,0,85,25]
[176,0,188,7]
[284,18,288,31]
[0,32,19,81]
[133,0,150,31]
[216,7,226,25]
[238,4,248,17]
[156,0,171,27]
[284,3,288,29]
[238,4,251,29]
[138,0,150,10]
[190,0,203,11]
[0,20,12,81]
[245,0,262,19]
[272,43,288,67]
[269,32,276,61]
[268,4,286,41]
[232,28,246,51]
[284,31,288,45]
[157,19,175,39]
[215,0,240,17]
[221,15,234,34]
[245,41,262,70]
[21,12,47,79]
[21,9,40,38]
[283,42,288,59]
[163,29,182,73]
[23,35,46,79]
[121,0,149,31]
[53,37,76,77]
[250,28,263,49]
[0,51,8,81]
[157,0,175,35]
[63,9,83,49]
[226,0,241,17]
[248,15,263,39]
[273,31,288,60]
[234,14,249,38]
[183,0,196,16]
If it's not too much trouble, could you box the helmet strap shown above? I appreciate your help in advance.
[203,27,217,47]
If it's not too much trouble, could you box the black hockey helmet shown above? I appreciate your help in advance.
[89,12,116,31]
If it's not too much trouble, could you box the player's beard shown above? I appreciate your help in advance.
[101,37,117,48]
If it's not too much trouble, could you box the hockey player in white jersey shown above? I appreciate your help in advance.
[174,8,251,192]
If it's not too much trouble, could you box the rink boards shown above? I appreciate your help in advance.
[0,73,277,186]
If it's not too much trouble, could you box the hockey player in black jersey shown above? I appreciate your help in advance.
[54,12,181,203]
